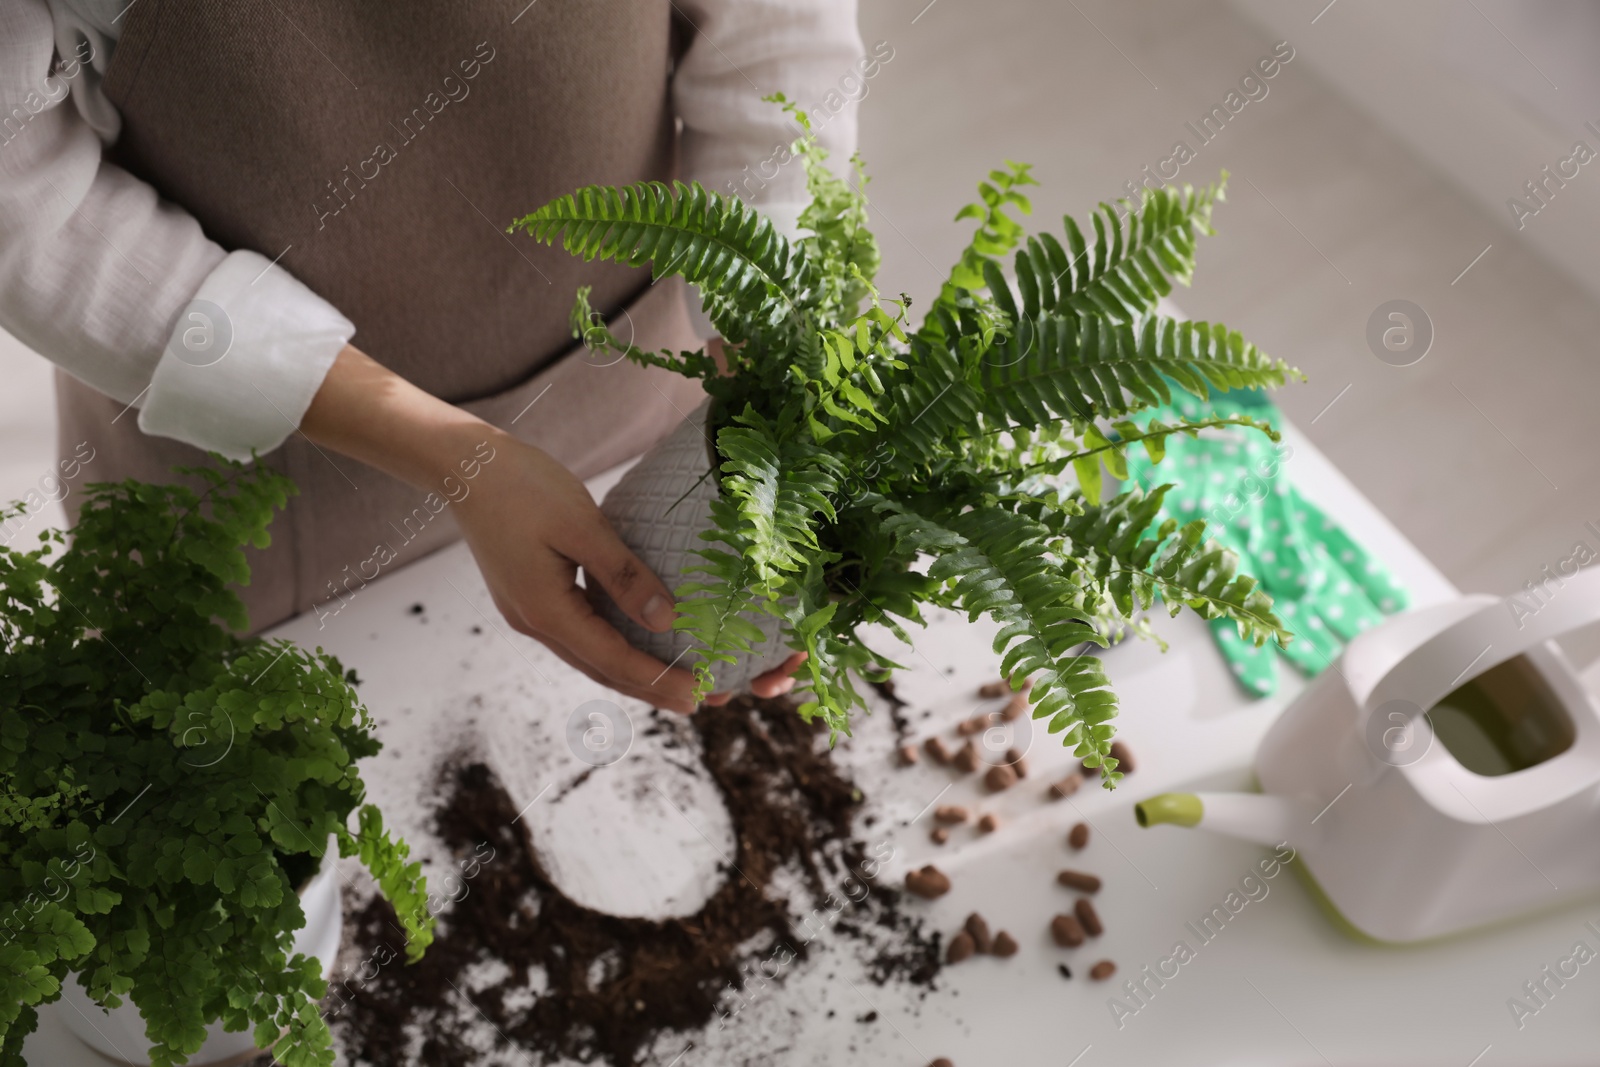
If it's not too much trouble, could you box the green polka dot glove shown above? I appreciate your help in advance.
[1121,389,1409,697]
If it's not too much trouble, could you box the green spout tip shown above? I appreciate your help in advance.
[1134,792,1203,828]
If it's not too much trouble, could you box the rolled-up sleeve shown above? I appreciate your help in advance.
[0,0,351,460]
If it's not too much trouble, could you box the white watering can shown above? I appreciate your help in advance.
[1136,568,1600,943]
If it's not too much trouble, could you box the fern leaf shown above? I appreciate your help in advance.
[511,180,814,342]
[872,498,1120,772]
[767,93,883,319]
[862,336,986,473]
[1013,180,1223,325]
[781,561,880,736]
[715,412,842,583]
[925,161,1037,327]
[674,497,779,700]
[567,286,720,379]
[1064,484,1289,648]
[1020,414,1282,502]
[980,313,1297,430]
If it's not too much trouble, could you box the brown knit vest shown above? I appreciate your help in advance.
[57,0,706,631]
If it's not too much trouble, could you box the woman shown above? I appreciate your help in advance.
[0,0,866,712]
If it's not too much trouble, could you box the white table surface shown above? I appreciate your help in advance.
[30,424,1599,1067]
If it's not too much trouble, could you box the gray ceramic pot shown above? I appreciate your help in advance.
[592,400,791,694]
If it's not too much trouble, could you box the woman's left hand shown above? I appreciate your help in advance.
[703,651,809,705]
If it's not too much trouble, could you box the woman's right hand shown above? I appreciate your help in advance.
[302,344,701,712]
[451,426,703,713]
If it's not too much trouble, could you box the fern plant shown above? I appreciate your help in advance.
[512,96,1298,786]
[0,462,433,1067]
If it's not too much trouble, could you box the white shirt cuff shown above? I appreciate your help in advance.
[682,198,807,340]
[139,250,354,461]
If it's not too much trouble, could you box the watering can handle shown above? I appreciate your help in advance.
[1367,566,1600,714]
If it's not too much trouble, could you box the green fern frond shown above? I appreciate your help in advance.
[674,501,773,701]
[802,300,908,442]
[1013,179,1223,325]
[782,562,878,735]
[978,312,1296,431]
[1020,414,1282,504]
[927,161,1037,325]
[1064,484,1289,648]
[511,180,814,343]
[567,285,721,379]
[867,339,982,471]
[873,498,1121,773]
[768,92,882,318]
[715,411,843,583]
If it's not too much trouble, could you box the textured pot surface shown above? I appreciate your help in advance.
[594,400,790,694]
[50,839,343,1066]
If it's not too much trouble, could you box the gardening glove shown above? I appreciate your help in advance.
[1121,389,1409,697]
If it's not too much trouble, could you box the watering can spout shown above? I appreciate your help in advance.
[1134,792,1204,828]
[1135,791,1304,848]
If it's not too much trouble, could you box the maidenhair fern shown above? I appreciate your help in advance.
[0,465,432,1067]
[512,94,1299,785]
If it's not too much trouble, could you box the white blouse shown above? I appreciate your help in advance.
[0,0,864,459]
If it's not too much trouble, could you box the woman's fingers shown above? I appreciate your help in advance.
[557,512,677,634]
[537,629,699,715]
[519,585,699,713]
[473,539,697,713]
[706,651,809,704]
[450,435,702,712]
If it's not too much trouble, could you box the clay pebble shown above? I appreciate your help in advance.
[964,912,993,954]
[905,865,951,899]
[1057,869,1101,893]
[1048,774,1082,800]
[956,714,992,737]
[1075,897,1104,937]
[1050,913,1086,948]
[984,764,1017,792]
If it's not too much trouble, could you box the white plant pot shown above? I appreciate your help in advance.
[50,838,343,1066]
[594,399,791,693]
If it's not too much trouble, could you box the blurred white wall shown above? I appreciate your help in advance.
[1229,0,1600,301]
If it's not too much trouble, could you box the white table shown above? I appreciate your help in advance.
[30,425,1595,1067]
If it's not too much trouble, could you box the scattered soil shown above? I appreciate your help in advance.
[330,694,941,1066]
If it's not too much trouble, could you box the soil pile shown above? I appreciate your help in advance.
[329,694,940,1066]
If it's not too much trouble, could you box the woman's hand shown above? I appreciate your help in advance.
[453,429,704,711]
[301,344,803,712]
[455,444,806,709]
